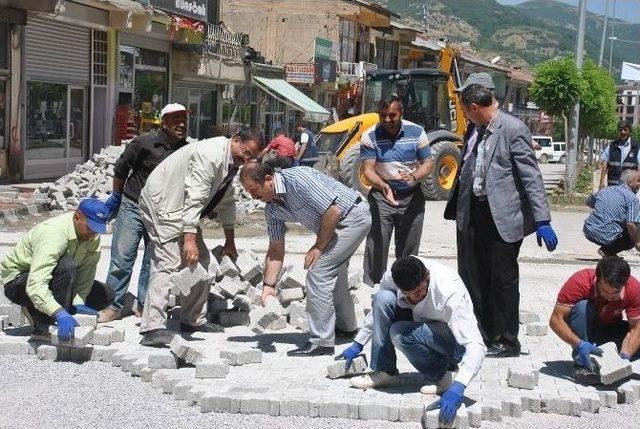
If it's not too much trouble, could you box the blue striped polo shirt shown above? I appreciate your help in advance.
[583,184,640,245]
[360,119,431,192]
[265,167,359,241]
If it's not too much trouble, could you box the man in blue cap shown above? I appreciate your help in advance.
[1,198,114,341]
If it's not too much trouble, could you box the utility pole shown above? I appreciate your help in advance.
[598,0,610,67]
[609,0,616,73]
[566,0,586,194]
[421,0,430,33]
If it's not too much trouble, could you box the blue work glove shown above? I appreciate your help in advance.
[439,381,465,424]
[54,309,79,342]
[536,221,558,252]
[105,192,123,219]
[575,341,603,371]
[74,304,99,316]
[334,341,364,370]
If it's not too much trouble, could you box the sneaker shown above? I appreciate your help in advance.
[140,329,175,347]
[572,365,600,385]
[420,371,455,395]
[350,371,400,390]
[98,307,122,323]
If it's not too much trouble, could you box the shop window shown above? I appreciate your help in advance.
[25,82,67,160]
[221,84,257,135]
[173,86,219,139]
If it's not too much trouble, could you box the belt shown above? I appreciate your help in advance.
[342,196,363,219]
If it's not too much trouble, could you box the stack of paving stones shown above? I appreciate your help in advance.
[32,141,264,214]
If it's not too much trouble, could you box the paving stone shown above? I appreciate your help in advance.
[140,367,157,382]
[0,315,8,331]
[480,400,502,421]
[131,357,149,376]
[150,369,175,389]
[466,403,482,427]
[196,358,229,378]
[279,397,314,417]
[326,355,368,379]
[170,336,204,364]
[36,345,58,360]
[74,314,98,327]
[519,309,540,324]
[520,391,542,413]
[592,342,633,385]
[211,245,225,262]
[264,295,285,315]
[397,394,422,422]
[201,389,241,413]
[171,264,209,296]
[231,295,253,312]
[219,348,262,366]
[207,257,220,282]
[318,396,360,419]
[148,349,178,369]
[540,392,582,416]
[90,327,113,346]
[250,307,287,330]
[578,390,601,413]
[209,284,226,301]
[525,322,548,336]
[219,256,240,278]
[506,366,538,389]
[358,397,400,422]
[286,300,309,331]
[597,390,618,408]
[245,286,262,306]
[51,326,94,347]
[68,346,93,362]
[218,277,249,299]
[422,403,468,428]
[617,380,640,404]
[239,393,280,416]
[500,395,522,418]
[90,345,118,362]
[278,268,305,290]
[218,310,250,327]
[162,368,197,393]
[235,250,262,280]
[121,354,142,373]
[278,287,305,305]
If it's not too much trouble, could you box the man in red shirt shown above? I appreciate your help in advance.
[260,129,296,169]
[549,256,640,383]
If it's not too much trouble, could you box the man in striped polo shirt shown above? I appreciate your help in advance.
[240,162,372,356]
[361,95,434,286]
[584,169,640,256]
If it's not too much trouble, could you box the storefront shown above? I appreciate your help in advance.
[0,20,10,176]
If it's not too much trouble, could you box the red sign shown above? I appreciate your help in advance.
[285,64,316,84]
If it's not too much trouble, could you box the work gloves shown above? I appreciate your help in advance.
[575,340,603,371]
[74,304,99,316]
[54,309,79,342]
[439,381,465,424]
[105,192,123,220]
[536,221,558,252]
[335,341,364,370]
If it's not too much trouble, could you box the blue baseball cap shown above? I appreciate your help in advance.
[77,198,110,234]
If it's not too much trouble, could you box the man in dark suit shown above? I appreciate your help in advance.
[445,82,558,357]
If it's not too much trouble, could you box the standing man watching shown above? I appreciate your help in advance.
[361,95,434,287]
[599,120,638,189]
[445,84,557,357]
[259,128,297,169]
[240,162,371,356]
[339,256,486,426]
[99,103,189,323]
[294,124,318,167]
[1,199,114,341]
[584,170,640,256]
[549,257,640,383]
[138,130,264,347]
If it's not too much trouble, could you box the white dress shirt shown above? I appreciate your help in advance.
[355,257,487,387]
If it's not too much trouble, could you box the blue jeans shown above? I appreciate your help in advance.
[105,196,151,310]
[567,299,633,361]
[371,289,465,382]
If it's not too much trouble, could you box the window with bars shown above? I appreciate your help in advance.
[92,30,107,87]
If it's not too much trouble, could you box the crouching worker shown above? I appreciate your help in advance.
[336,256,486,424]
[549,256,640,384]
[1,199,114,341]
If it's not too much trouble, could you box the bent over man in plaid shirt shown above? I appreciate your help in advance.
[240,162,372,356]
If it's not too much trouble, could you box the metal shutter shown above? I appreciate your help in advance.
[120,32,170,53]
[25,16,90,84]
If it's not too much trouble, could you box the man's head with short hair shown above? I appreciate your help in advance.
[274,128,285,136]
[239,160,277,203]
[378,95,404,137]
[460,84,496,127]
[230,129,265,167]
[595,256,630,301]
[620,170,640,193]
[391,257,430,305]
[618,120,631,140]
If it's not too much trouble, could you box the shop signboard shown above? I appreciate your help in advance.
[314,38,333,60]
[151,0,207,21]
[285,64,316,84]
[313,38,336,83]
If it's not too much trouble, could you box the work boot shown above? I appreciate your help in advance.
[140,329,175,347]
[350,370,400,390]
[98,307,122,323]
[420,371,455,395]
[335,327,358,339]
[180,321,224,333]
[30,324,52,342]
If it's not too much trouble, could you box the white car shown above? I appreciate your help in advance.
[532,135,554,163]
[552,142,566,164]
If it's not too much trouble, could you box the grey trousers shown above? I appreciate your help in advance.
[306,201,372,347]
[363,188,425,286]
[139,200,210,333]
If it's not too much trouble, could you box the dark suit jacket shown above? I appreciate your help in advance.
[444,110,551,243]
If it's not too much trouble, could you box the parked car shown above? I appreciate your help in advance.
[531,135,554,163]
[552,142,566,164]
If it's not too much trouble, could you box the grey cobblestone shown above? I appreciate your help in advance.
[593,342,633,385]
[219,348,262,366]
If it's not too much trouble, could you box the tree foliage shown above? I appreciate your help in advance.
[579,59,618,138]
[530,57,585,118]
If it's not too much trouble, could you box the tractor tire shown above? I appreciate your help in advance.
[421,141,461,201]
[339,144,370,195]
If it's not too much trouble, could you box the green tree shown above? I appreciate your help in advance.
[530,57,585,118]
[579,59,618,139]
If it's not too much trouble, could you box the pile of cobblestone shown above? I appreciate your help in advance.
[30,142,264,214]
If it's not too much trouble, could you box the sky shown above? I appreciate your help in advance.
[497,0,640,23]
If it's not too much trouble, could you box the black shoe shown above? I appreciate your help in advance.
[180,321,224,333]
[572,365,600,385]
[486,342,520,358]
[140,329,175,347]
[287,341,335,357]
[335,327,358,339]
[30,324,52,342]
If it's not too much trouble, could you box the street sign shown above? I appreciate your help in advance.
[151,0,207,21]
[314,38,333,61]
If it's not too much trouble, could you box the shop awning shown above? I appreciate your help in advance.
[252,77,330,123]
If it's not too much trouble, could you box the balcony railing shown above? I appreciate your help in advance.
[202,23,248,60]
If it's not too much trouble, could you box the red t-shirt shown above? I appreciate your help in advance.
[267,135,296,158]
[556,269,640,324]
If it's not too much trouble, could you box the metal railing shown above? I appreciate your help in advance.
[203,23,248,60]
